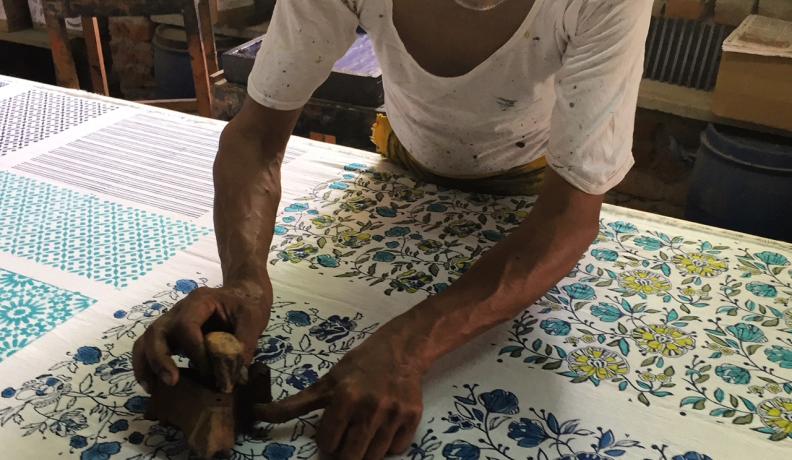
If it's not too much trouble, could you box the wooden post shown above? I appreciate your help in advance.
[81,16,110,95]
[197,0,219,76]
[45,9,81,90]
[183,0,213,117]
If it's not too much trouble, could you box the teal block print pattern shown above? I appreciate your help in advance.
[0,172,211,288]
[268,163,792,443]
[0,269,95,361]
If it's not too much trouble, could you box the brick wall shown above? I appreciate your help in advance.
[108,16,156,99]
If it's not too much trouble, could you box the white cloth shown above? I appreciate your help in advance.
[247,0,653,194]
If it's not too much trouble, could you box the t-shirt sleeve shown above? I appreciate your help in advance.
[548,0,652,195]
[247,0,360,110]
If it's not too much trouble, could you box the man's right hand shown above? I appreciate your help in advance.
[132,280,272,392]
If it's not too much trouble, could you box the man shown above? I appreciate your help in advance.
[132,0,652,458]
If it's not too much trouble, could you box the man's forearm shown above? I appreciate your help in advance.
[386,171,603,372]
[213,99,301,292]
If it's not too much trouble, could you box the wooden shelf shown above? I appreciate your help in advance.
[0,26,81,49]
[637,79,792,137]
[0,27,52,48]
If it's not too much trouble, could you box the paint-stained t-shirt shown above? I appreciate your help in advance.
[247,0,653,195]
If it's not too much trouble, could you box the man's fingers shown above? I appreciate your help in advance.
[172,320,209,374]
[337,422,380,460]
[316,396,354,453]
[364,421,401,460]
[254,381,330,423]
[131,338,156,393]
[388,415,421,455]
[143,328,179,386]
[233,306,266,362]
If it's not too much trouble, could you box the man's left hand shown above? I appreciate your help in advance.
[254,327,424,459]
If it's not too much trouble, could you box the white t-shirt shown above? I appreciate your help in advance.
[247,0,653,195]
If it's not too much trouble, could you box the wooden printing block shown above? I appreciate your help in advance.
[144,333,271,459]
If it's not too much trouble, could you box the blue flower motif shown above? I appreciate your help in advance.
[174,279,198,294]
[442,440,480,460]
[274,225,288,236]
[478,389,519,414]
[310,315,357,343]
[286,310,311,327]
[108,419,129,433]
[330,182,349,190]
[263,442,296,460]
[257,336,294,363]
[563,283,596,300]
[128,432,144,445]
[373,251,396,262]
[608,222,637,234]
[634,236,663,251]
[342,174,355,180]
[317,255,340,268]
[79,442,120,460]
[540,318,571,336]
[726,323,767,343]
[372,235,384,242]
[112,310,126,319]
[386,241,400,249]
[70,435,88,449]
[434,283,449,293]
[284,203,310,213]
[75,346,102,365]
[344,163,368,172]
[672,453,712,460]
[285,364,319,390]
[410,233,423,240]
[282,216,296,223]
[482,230,504,242]
[715,364,751,384]
[376,207,397,218]
[746,282,777,298]
[428,203,448,213]
[507,418,549,447]
[1,387,15,398]
[123,396,148,414]
[385,227,411,237]
[590,249,618,262]
[765,345,792,369]
[754,251,789,267]
[591,303,623,322]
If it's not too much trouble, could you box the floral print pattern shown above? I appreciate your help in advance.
[0,277,379,459]
[264,164,792,444]
[1,158,791,458]
[409,384,714,460]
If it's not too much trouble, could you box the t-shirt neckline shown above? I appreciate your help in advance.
[386,0,545,80]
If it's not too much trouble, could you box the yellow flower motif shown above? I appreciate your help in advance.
[706,342,735,356]
[672,252,728,277]
[681,286,698,297]
[748,385,765,396]
[618,270,671,295]
[567,346,629,379]
[639,372,655,382]
[784,308,792,327]
[632,324,695,357]
[338,230,371,249]
[758,397,792,435]
[310,215,335,229]
[580,335,596,344]
[656,373,671,383]
[767,384,782,394]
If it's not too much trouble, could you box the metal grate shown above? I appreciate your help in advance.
[643,17,735,91]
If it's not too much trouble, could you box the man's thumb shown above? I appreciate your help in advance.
[254,382,330,423]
